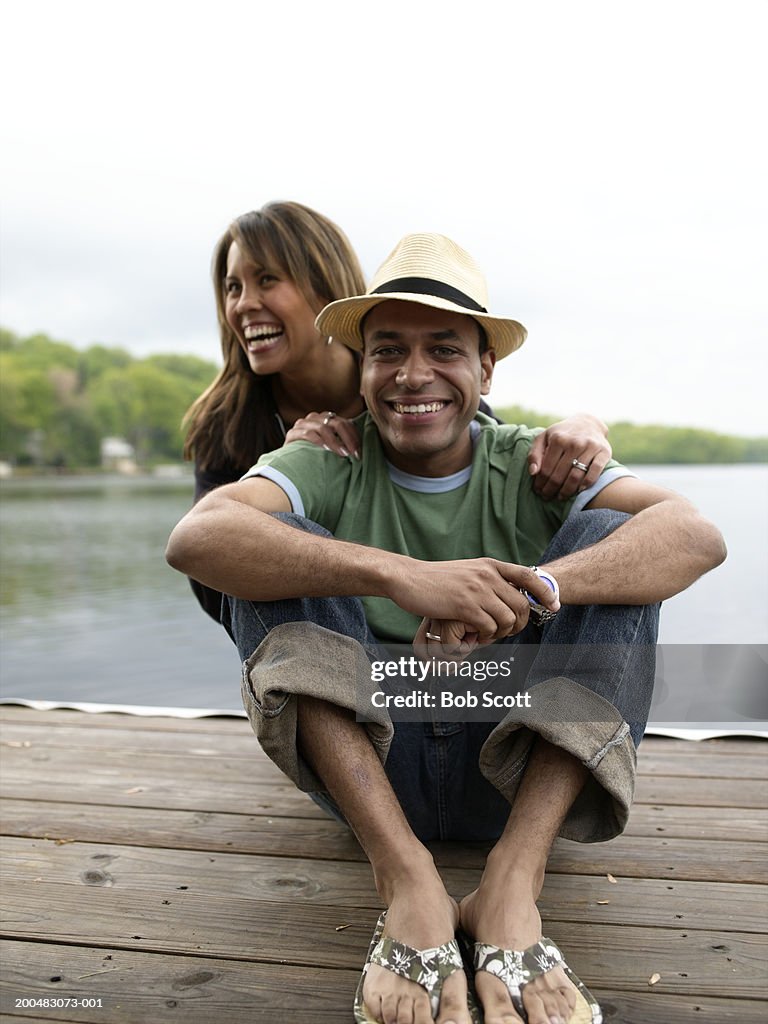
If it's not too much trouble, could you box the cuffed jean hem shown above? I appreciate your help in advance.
[240,620,394,794]
[480,676,637,843]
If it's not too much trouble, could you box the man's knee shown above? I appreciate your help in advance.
[271,511,334,538]
[544,508,631,560]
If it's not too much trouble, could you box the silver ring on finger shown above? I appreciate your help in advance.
[571,459,589,472]
[425,632,442,642]
[322,411,336,427]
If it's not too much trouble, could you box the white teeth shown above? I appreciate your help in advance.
[392,401,446,415]
[243,324,283,342]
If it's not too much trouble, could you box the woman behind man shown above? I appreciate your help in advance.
[183,201,612,621]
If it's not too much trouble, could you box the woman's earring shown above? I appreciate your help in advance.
[326,336,333,346]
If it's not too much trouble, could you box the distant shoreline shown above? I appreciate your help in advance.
[495,405,768,464]
[1,464,767,486]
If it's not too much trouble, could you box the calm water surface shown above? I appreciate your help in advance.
[1,466,766,709]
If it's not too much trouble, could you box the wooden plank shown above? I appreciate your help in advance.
[634,752,768,780]
[0,723,262,758]
[0,939,358,1023]
[4,742,767,816]
[0,835,384,908]
[0,1015,76,1024]
[431,834,768,883]
[0,707,252,735]
[3,714,767,768]
[1,939,764,1024]
[1,1018,71,1023]
[640,735,768,755]
[0,743,324,818]
[589,989,767,1023]
[0,780,324,820]
[2,797,764,882]
[4,796,767,854]
[2,886,765,1000]
[2,706,765,756]
[624,803,768,842]
[633,775,767,808]
[4,721,767,778]
[0,799,360,858]
[2,836,765,933]
[546,834,768,884]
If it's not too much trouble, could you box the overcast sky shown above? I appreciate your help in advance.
[2,0,765,436]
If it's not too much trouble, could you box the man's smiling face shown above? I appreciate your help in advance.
[360,300,496,477]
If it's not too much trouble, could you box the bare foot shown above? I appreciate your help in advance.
[361,861,473,1024]
[460,864,581,1024]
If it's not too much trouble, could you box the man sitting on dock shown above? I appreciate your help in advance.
[167,234,725,1024]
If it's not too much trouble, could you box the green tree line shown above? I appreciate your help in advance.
[0,329,765,468]
[0,328,216,468]
[496,405,768,465]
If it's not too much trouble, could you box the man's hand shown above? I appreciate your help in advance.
[528,414,611,500]
[386,558,560,643]
[284,412,361,459]
[414,617,481,661]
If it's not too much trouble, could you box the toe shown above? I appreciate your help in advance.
[381,992,399,1024]
[476,972,523,1023]
[435,991,468,1023]
[395,995,415,1024]
[559,983,577,1017]
[539,988,566,1023]
[520,988,550,1024]
[522,980,580,1024]
[414,997,433,1024]
[436,972,472,1024]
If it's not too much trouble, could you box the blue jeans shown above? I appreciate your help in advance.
[226,511,659,842]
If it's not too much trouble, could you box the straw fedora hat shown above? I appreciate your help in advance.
[315,233,527,359]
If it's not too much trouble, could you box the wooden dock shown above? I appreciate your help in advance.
[1,704,766,1022]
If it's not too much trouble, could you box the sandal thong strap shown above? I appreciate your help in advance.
[475,937,563,995]
[369,934,464,1017]
[474,937,603,1023]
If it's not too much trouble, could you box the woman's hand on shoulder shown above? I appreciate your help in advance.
[528,414,612,499]
[284,411,361,460]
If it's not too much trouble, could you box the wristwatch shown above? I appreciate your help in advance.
[520,566,559,626]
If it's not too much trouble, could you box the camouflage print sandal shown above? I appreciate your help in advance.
[474,937,602,1023]
[354,911,482,1023]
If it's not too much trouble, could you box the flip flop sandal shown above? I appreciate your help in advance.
[354,911,482,1023]
[474,937,602,1023]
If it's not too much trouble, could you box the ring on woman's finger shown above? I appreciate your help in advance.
[322,411,336,427]
[571,458,589,472]
[425,632,442,642]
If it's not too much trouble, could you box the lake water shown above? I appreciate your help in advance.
[1,466,766,718]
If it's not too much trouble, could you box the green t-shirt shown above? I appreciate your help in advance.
[247,413,630,643]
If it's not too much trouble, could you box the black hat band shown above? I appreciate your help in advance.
[371,277,488,313]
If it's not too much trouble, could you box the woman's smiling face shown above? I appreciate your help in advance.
[223,240,321,375]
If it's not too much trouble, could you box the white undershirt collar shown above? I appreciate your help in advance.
[385,421,480,493]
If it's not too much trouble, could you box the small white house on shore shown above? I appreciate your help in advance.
[101,437,138,474]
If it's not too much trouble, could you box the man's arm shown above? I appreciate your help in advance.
[166,478,556,640]
[541,477,727,604]
[168,477,392,600]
